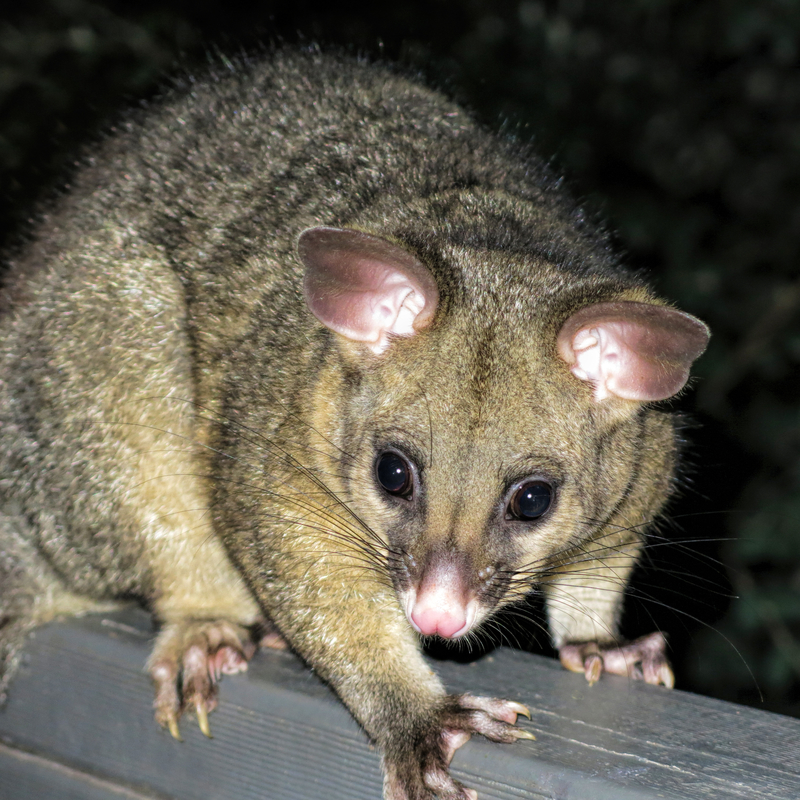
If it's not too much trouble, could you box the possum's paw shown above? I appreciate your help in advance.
[559,631,674,688]
[383,694,534,800]
[147,619,262,740]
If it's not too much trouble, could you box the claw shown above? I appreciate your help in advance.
[655,662,675,689]
[167,715,182,742]
[196,702,212,738]
[507,701,531,719]
[585,653,603,686]
[515,729,537,741]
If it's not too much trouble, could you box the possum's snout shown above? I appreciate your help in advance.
[404,557,480,639]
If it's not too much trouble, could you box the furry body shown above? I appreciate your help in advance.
[0,50,705,799]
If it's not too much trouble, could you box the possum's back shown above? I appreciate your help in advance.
[4,51,589,365]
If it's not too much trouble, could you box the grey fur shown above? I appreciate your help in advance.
[0,49,705,799]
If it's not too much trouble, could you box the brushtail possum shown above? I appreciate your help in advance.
[0,49,708,799]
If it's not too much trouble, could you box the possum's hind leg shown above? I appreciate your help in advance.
[0,513,113,702]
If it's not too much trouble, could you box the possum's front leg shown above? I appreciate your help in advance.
[139,493,270,738]
[109,398,269,738]
[259,559,532,800]
[544,529,674,688]
[147,618,258,738]
[544,404,679,690]
[381,690,533,800]
[558,632,673,687]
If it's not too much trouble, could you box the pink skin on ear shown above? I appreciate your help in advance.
[298,227,439,354]
[557,301,710,402]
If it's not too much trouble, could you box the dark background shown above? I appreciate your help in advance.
[1,1,798,716]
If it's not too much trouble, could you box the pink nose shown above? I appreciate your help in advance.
[411,605,468,638]
[409,560,471,639]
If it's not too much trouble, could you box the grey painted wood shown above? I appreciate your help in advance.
[0,742,164,799]
[0,609,798,800]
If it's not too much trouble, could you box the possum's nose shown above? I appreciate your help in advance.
[408,560,476,638]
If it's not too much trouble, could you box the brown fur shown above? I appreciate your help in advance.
[0,49,701,799]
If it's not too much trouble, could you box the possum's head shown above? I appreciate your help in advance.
[297,225,709,641]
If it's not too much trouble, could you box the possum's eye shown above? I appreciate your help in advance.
[507,480,553,521]
[375,452,414,499]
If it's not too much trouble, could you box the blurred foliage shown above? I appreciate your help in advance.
[1,0,799,715]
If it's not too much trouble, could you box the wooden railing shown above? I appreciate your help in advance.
[1,609,798,799]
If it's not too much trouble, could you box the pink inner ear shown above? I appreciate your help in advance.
[557,301,710,402]
[298,227,439,354]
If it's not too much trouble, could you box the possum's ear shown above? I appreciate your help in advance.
[557,301,709,402]
[299,227,439,354]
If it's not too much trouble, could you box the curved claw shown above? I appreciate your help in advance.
[505,700,531,720]
[166,715,182,742]
[584,652,604,686]
[196,702,212,738]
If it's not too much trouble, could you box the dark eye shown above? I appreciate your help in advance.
[376,452,413,498]
[508,480,553,521]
